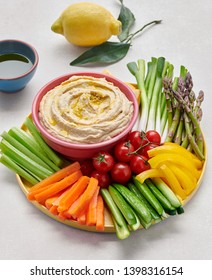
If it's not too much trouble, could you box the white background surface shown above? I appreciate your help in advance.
[0,0,211,260]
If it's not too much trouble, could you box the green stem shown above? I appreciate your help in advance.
[184,113,204,160]
[0,154,39,185]
[127,60,149,131]
[24,117,63,167]
[165,108,181,142]
[0,140,53,180]
[146,57,165,131]
[124,20,162,44]
[174,118,184,145]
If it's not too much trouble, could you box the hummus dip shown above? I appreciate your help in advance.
[39,75,134,144]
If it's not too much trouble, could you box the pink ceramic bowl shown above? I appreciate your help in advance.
[32,72,139,160]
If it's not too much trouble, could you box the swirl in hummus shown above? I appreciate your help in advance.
[39,75,134,144]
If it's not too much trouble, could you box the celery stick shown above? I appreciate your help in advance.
[111,216,130,240]
[128,209,141,231]
[101,188,130,240]
[8,127,60,172]
[0,140,53,180]
[1,131,55,173]
[0,154,39,185]
[24,117,63,167]
[9,127,42,152]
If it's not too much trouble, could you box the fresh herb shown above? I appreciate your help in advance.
[70,1,162,66]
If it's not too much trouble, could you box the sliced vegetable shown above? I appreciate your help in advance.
[27,161,81,200]
[113,183,152,224]
[132,178,166,217]
[128,209,141,231]
[128,182,161,222]
[34,170,83,203]
[159,164,187,200]
[0,139,53,180]
[151,178,182,209]
[8,127,60,172]
[0,153,39,185]
[1,131,55,173]
[86,187,100,226]
[101,188,130,239]
[135,168,164,183]
[24,117,63,167]
[67,177,99,217]
[148,152,202,171]
[57,176,90,212]
[109,185,137,226]
[145,179,176,215]
[96,195,105,231]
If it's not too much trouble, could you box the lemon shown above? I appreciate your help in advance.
[51,2,122,47]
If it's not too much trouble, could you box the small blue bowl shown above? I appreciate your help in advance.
[0,39,39,93]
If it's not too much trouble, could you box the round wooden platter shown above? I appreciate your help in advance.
[16,123,207,234]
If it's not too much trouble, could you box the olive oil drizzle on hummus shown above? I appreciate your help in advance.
[39,76,133,144]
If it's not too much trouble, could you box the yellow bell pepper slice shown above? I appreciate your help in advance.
[159,164,187,200]
[148,153,200,179]
[148,142,203,169]
[167,163,197,195]
[135,168,164,184]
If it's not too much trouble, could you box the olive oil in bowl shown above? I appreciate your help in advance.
[0,53,33,79]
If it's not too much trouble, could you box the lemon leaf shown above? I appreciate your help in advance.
[70,42,130,66]
[117,2,135,42]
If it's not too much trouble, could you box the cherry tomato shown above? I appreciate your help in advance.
[141,143,158,158]
[91,170,110,188]
[127,130,148,150]
[130,154,150,174]
[92,151,115,173]
[80,159,94,176]
[111,162,132,184]
[114,141,135,162]
[146,130,161,145]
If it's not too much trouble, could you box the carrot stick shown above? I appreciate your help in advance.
[77,213,86,225]
[86,186,100,226]
[52,186,73,207]
[28,182,61,201]
[68,177,99,218]
[27,161,80,200]
[45,195,59,210]
[58,211,67,221]
[63,197,81,219]
[49,205,58,216]
[57,176,90,212]
[34,170,82,203]
[96,195,105,231]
